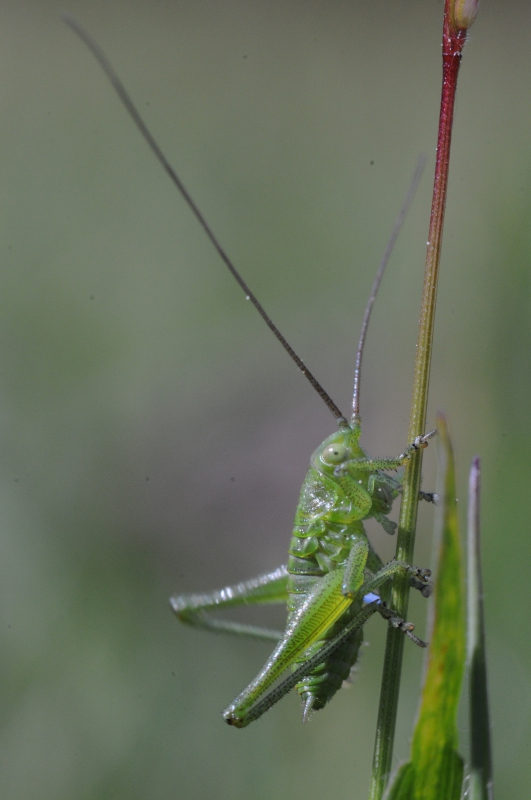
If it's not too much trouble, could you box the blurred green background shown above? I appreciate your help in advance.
[1,1,529,797]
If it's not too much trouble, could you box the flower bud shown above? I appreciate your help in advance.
[450,0,480,30]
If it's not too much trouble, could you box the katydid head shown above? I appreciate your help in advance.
[311,426,364,478]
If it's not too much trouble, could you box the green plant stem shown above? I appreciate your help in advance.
[368,5,468,798]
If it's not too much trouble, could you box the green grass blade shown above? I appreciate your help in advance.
[467,458,494,800]
[384,763,415,799]
[386,748,463,800]
[384,414,465,800]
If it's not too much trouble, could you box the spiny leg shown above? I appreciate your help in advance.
[368,470,438,505]
[225,599,382,727]
[361,557,430,653]
[340,529,428,601]
[335,429,437,477]
[372,511,397,536]
[227,586,428,728]
[283,550,430,702]
[368,471,402,497]
[369,473,439,506]
[376,602,426,647]
[363,558,432,598]
[171,565,289,641]
[366,463,437,536]
[261,572,431,726]
[222,564,361,726]
[223,549,430,727]
[366,473,401,535]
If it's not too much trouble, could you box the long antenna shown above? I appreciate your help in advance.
[351,157,425,425]
[63,15,348,426]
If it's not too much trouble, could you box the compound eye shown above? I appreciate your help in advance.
[321,443,349,465]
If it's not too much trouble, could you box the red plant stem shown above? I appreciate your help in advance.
[368,5,468,799]
[406,18,467,445]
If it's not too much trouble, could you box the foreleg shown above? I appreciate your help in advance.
[336,430,437,476]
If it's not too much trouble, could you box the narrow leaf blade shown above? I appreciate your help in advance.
[384,414,466,800]
[467,457,493,800]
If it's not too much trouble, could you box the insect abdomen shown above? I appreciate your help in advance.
[286,512,368,715]
[286,566,365,715]
[283,450,375,717]
[293,601,365,712]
